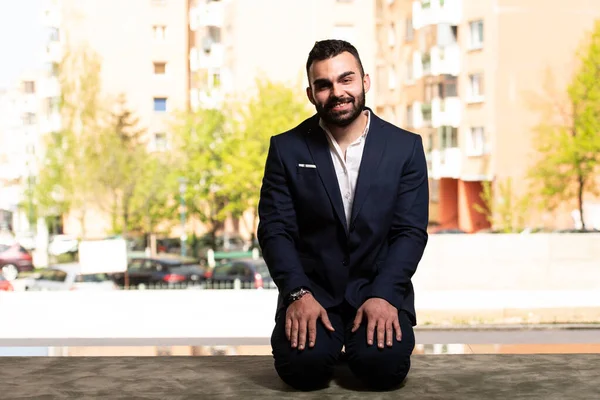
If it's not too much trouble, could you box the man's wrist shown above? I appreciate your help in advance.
[285,287,312,305]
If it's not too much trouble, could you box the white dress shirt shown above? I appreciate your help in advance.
[319,110,371,225]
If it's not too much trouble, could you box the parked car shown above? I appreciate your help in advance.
[111,255,209,288]
[26,264,118,291]
[0,275,14,291]
[193,233,251,264]
[48,235,79,256]
[209,258,276,289]
[0,243,34,281]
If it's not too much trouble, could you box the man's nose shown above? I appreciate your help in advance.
[332,83,345,98]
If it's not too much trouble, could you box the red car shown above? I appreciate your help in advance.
[0,243,34,281]
[0,275,14,291]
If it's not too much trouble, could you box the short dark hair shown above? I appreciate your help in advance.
[306,39,365,80]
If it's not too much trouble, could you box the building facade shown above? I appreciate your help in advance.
[375,0,600,232]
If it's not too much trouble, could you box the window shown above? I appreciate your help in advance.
[469,20,483,49]
[467,127,487,156]
[47,27,60,42]
[427,132,434,152]
[406,105,414,127]
[153,97,167,112]
[46,97,60,114]
[442,75,458,97]
[23,81,35,94]
[406,60,414,82]
[422,52,431,75]
[211,71,221,88]
[388,23,396,47]
[405,18,414,41]
[388,66,397,90]
[439,126,458,149]
[22,113,36,125]
[151,0,166,5]
[153,25,167,40]
[207,26,222,44]
[468,73,484,101]
[154,132,168,151]
[430,179,439,203]
[153,62,166,75]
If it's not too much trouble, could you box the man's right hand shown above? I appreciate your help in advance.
[285,293,335,350]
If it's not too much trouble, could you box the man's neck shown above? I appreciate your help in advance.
[322,110,369,147]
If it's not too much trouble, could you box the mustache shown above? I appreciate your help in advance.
[326,96,354,109]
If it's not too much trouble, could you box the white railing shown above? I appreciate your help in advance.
[412,0,462,29]
[431,43,460,76]
[432,97,461,128]
[430,147,461,179]
[198,1,224,27]
[198,43,225,69]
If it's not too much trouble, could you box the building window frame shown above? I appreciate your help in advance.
[469,20,484,50]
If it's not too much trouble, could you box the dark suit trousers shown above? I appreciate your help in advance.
[271,301,415,391]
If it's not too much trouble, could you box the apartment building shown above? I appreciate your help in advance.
[0,72,46,237]
[376,0,600,232]
[42,0,191,238]
[34,0,379,239]
[189,0,377,110]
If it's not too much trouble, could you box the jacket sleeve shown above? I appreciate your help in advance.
[257,136,312,298]
[369,134,429,311]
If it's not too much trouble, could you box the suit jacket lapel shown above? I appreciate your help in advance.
[304,118,349,233]
[350,113,387,226]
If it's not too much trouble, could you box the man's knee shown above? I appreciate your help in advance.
[273,347,337,391]
[348,348,412,390]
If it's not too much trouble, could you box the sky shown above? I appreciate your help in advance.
[0,0,46,89]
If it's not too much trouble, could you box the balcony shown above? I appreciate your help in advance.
[39,112,61,134]
[432,96,461,128]
[197,1,224,27]
[421,102,432,127]
[45,41,62,63]
[412,0,462,29]
[198,90,224,109]
[42,4,61,27]
[198,43,224,69]
[411,101,425,129]
[430,147,461,179]
[38,77,61,99]
[430,43,460,76]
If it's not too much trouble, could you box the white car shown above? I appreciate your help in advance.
[26,263,118,291]
[48,235,79,256]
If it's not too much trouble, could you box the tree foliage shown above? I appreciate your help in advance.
[528,21,600,229]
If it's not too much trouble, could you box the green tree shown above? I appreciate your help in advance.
[34,46,106,238]
[90,95,147,238]
[220,80,312,243]
[173,108,230,248]
[528,22,600,229]
[473,178,529,233]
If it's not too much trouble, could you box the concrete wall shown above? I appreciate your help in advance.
[414,233,600,291]
[1,234,599,343]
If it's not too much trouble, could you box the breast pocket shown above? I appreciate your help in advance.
[296,166,320,182]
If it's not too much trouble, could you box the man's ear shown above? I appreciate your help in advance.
[363,73,371,94]
[306,86,315,105]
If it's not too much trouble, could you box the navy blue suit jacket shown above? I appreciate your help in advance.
[257,109,429,326]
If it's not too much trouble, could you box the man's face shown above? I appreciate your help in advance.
[306,52,370,127]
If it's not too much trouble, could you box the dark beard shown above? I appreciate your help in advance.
[315,88,366,127]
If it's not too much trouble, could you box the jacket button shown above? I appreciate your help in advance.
[342,259,349,266]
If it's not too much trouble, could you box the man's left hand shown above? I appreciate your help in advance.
[351,298,401,348]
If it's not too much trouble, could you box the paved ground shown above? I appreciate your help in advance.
[2,354,599,399]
